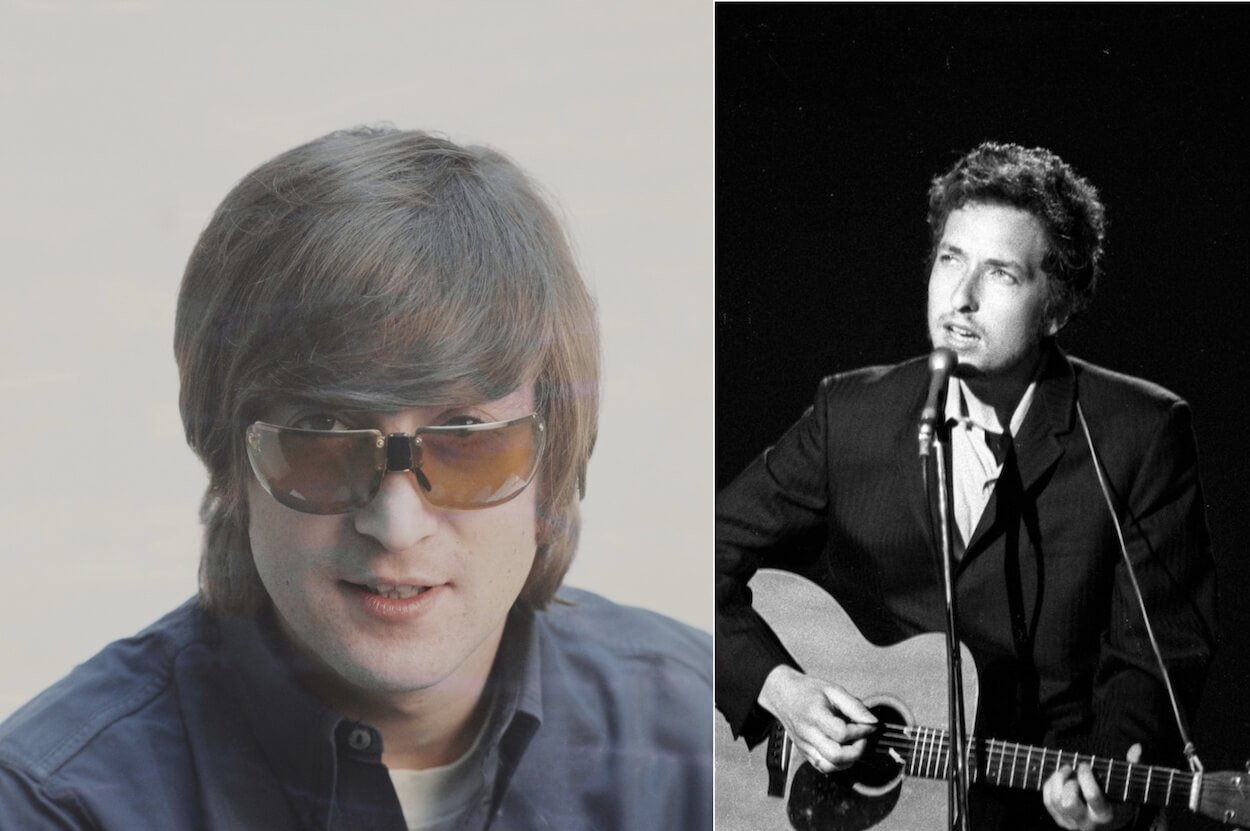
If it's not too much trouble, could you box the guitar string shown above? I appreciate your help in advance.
[787,723,1242,820]
[865,724,1205,802]
[874,733,1187,791]
[867,736,1221,806]
[870,731,1247,807]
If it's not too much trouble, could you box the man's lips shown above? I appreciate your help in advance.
[345,578,449,622]
[344,579,446,600]
[941,319,982,342]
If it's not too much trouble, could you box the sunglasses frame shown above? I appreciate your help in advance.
[245,412,546,515]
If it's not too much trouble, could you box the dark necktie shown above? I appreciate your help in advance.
[985,429,1012,467]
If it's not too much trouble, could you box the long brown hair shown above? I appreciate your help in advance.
[174,126,600,614]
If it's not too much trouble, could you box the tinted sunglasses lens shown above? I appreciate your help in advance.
[246,424,383,514]
[420,417,545,509]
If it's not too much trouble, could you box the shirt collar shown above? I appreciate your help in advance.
[480,603,544,810]
[943,369,1040,437]
[217,599,546,825]
[218,606,342,828]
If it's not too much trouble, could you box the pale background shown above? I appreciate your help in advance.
[0,1,711,719]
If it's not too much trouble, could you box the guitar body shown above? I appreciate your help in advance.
[718,570,1250,828]
[716,569,978,831]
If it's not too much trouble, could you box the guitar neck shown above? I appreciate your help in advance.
[879,724,1196,810]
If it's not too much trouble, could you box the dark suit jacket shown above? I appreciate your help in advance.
[716,344,1217,824]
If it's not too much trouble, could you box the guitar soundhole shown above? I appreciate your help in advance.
[786,703,905,831]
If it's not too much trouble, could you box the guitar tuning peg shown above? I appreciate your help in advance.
[1244,759,1250,774]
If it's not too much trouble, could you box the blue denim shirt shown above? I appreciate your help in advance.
[0,588,711,830]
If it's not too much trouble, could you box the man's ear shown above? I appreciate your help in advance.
[1044,312,1068,337]
[1042,285,1070,337]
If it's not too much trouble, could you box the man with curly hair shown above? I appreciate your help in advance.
[716,142,1216,830]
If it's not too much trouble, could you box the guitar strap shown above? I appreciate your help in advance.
[1076,400,1203,776]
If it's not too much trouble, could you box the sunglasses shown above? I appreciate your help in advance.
[245,413,546,515]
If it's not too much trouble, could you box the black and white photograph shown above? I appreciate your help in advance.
[716,6,1250,831]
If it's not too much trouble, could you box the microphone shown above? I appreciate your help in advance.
[918,347,957,458]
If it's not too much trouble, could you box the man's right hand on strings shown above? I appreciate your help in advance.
[757,664,878,773]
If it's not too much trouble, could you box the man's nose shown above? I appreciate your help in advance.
[352,470,440,552]
[950,269,980,312]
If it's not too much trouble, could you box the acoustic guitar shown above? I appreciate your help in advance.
[715,569,1249,830]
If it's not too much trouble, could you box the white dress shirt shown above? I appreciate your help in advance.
[945,376,1038,548]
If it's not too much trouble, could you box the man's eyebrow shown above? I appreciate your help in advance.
[941,242,1025,268]
[983,256,1025,272]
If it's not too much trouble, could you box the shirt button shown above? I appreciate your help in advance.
[347,727,373,751]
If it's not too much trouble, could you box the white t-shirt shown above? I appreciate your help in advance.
[388,705,492,831]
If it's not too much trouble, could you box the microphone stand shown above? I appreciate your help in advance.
[924,420,972,831]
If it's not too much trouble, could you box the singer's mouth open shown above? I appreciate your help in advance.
[944,323,980,344]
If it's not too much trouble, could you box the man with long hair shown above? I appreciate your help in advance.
[0,127,711,830]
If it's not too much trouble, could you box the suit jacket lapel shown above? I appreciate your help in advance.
[1013,344,1076,494]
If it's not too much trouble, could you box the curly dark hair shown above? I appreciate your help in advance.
[927,142,1107,324]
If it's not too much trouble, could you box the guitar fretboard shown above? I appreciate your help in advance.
[874,724,1194,808]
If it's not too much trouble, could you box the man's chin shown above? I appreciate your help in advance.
[926,341,984,377]
[952,360,984,379]
[333,661,452,699]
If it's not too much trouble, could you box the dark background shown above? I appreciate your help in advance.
[717,6,1250,828]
